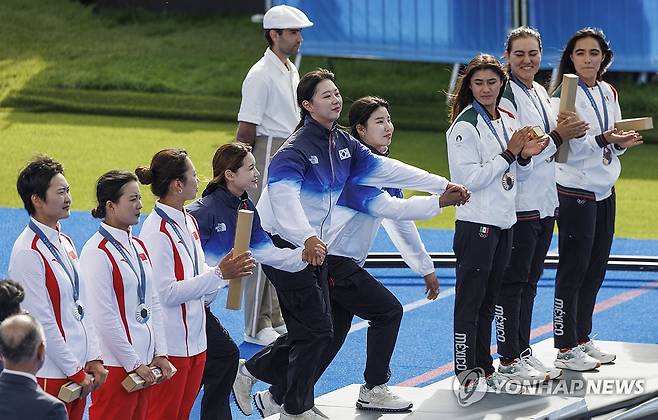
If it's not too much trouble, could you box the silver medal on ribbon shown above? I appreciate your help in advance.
[136,303,151,324]
[73,300,85,321]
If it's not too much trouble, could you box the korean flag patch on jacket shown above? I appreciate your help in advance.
[338,148,351,160]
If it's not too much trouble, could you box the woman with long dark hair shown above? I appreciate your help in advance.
[447,54,546,391]
[136,149,255,420]
[550,28,642,371]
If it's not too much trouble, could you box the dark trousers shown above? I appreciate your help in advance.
[554,191,615,349]
[201,307,239,420]
[496,216,555,360]
[453,221,513,379]
[312,255,403,387]
[245,236,333,415]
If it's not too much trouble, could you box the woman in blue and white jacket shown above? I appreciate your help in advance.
[239,68,468,419]
[186,142,316,419]
[447,54,547,391]
[308,96,467,413]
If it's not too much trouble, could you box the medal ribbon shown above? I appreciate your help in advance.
[29,221,79,303]
[154,207,199,276]
[472,101,510,152]
[510,73,550,133]
[578,79,609,133]
[98,226,146,305]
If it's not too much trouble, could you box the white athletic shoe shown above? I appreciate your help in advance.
[554,346,601,371]
[280,407,328,419]
[253,390,282,418]
[580,340,616,364]
[356,384,413,412]
[273,324,288,335]
[522,348,562,380]
[497,355,547,383]
[244,326,280,346]
[484,372,525,394]
[232,359,256,415]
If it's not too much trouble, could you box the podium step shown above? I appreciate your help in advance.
[265,339,658,419]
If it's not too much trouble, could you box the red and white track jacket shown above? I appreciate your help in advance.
[8,218,102,381]
[139,202,227,357]
[79,222,168,372]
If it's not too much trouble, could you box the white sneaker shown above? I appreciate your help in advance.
[554,346,601,371]
[244,326,280,346]
[232,359,256,415]
[356,384,412,412]
[484,372,525,394]
[522,348,562,380]
[273,324,288,335]
[580,340,616,364]
[497,356,547,383]
[254,390,282,418]
[280,407,327,419]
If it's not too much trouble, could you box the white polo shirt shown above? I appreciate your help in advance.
[237,48,300,138]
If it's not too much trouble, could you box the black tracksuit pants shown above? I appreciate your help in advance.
[201,307,240,420]
[268,255,403,406]
[496,215,555,360]
[245,237,333,415]
[553,187,615,349]
[453,221,513,379]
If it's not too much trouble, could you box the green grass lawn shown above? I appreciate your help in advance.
[2,110,656,239]
[1,0,657,138]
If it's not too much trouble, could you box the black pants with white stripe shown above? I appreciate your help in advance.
[453,221,513,380]
[496,216,555,361]
[553,190,615,349]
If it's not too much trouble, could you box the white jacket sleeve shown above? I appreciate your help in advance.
[8,249,86,378]
[381,219,434,277]
[142,232,225,307]
[351,143,450,193]
[80,249,142,371]
[367,193,442,221]
[549,97,609,159]
[447,122,511,192]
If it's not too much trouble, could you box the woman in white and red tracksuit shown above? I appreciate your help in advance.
[136,149,255,420]
[9,155,106,420]
[80,170,173,420]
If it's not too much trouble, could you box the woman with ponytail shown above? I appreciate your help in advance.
[135,150,256,420]
[80,170,172,420]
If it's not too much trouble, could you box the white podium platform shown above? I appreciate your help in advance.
[265,339,658,419]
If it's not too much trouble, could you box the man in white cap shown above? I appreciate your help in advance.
[235,4,313,347]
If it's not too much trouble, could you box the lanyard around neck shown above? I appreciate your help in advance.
[154,207,199,276]
[98,226,147,305]
[510,73,550,133]
[472,101,509,153]
[28,221,79,302]
[578,79,609,133]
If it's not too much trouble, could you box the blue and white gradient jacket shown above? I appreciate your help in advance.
[257,116,450,247]
[186,183,307,272]
[326,144,441,276]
